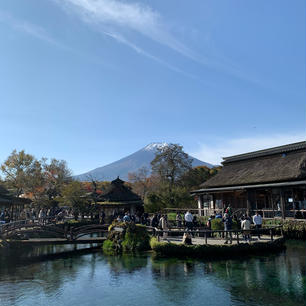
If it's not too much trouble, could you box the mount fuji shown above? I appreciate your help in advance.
[74,143,213,181]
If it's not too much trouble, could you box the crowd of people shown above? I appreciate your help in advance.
[0,207,73,224]
[206,205,263,244]
[0,204,265,245]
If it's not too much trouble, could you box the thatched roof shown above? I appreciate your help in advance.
[0,184,32,206]
[201,141,306,188]
[98,177,142,204]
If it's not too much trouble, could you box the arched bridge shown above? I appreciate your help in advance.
[0,219,109,242]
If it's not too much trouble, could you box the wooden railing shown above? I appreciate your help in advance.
[151,225,283,244]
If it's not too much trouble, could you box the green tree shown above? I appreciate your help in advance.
[59,181,88,220]
[43,158,72,200]
[151,144,193,206]
[179,165,221,189]
[1,150,36,196]
[128,166,150,200]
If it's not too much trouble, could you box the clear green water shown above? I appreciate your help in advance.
[0,241,305,306]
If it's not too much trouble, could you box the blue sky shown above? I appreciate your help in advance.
[0,0,305,175]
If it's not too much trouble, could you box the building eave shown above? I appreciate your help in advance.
[191,180,306,195]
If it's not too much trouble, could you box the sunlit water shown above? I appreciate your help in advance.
[0,241,305,306]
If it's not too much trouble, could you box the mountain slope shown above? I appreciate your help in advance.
[75,143,213,181]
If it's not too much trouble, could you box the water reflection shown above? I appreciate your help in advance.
[0,241,304,306]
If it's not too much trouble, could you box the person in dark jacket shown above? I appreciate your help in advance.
[223,213,232,244]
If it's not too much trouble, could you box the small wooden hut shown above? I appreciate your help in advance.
[96,177,143,217]
[0,185,31,220]
[192,141,306,219]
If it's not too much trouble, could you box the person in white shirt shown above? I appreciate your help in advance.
[241,216,251,242]
[252,211,262,239]
[159,215,168,238]
[184,211,193,231]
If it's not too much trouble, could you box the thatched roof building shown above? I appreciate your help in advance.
[0,185,31,206]
[192,141,306,219]
[97,177,143,216]
[201,141,306,188]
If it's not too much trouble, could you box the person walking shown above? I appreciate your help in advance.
[223,213,232,244]
[253,211,262,239]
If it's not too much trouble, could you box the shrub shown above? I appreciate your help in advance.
[102,239,117,255]
[103,222,151,254]
[211,218,223,230]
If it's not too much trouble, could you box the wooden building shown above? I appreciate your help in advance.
[0,185,31,220]
[192,141,306,219]
[96,177,143,217]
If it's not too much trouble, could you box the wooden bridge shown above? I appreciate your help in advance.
[0,219,109,244]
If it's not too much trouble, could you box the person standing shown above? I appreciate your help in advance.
[123,212,131,222]
[184,211,193,231]
[241,215,251,242]
[225,205,233,217]
[176,212,182,227]
[159,215,168,238]
[253,211,262,239]
[223,213,232,244]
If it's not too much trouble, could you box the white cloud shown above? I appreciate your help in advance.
[54,0,261,84]
[57,0,197,60]
[192,133,306,165]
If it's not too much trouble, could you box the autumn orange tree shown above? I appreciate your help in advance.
[1,150,72,207]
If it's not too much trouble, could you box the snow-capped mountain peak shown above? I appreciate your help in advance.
[74,143,213,181]
[143,142,169,151]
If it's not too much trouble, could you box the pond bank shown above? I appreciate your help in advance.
[150,237,286,259]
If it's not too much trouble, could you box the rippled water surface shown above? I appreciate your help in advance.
[0,241,305,306]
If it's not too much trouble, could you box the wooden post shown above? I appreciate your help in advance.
[280,189,286,219]
[197,195,203,217]
[236,231,239,244]
[270,190,274,218]
[205,231,207,245]
[270,229,273,241]
[246,190,250,217]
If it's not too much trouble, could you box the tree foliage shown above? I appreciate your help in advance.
[0,150,72,206]
[59,181,89,219]
[1,150,36,196]
[141,144,195,211]
[151,143,193,187]
[179,165,221,189]
[43,158,72,200]
[128,166,151,200]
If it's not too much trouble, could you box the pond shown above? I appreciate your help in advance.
[0,241,305,306]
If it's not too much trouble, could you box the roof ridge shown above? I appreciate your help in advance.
[222,141,306,164]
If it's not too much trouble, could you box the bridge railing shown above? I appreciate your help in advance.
[0,216,63,235]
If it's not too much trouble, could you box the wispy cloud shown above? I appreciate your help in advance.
[57,0,197,60]
[192,133,306,165]
[54,0,260,84]
[0,10,113,68]
[100,29,210,83]
[0,10,65,48]
[54,0,209,81]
